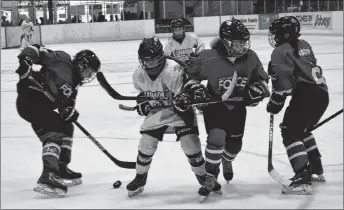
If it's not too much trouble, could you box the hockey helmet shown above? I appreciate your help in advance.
[73,49,101,84]
[219,19,251,57]
[138,37,166,76]
[268,16,301,48]
[171,19,186,39]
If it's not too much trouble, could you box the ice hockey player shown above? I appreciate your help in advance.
[20,19,34,51]
[126,36,207,198]
[15,44,101,196]
[164,19,205,64]
[266,16,329,195]
[183,19,270,200]
[164,19,205,114]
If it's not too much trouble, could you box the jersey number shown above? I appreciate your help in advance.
[311,66,326,85]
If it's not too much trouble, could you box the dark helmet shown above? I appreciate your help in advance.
[73,49,101,84]
[219,19,250,57]
[268,16,301,48]
[170,19,185,39]
[138,37,166,76]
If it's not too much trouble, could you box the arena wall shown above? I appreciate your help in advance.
[1,11,342,49]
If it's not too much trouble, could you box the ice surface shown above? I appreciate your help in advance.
[1,35,343,209]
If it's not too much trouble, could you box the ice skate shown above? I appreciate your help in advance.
[126,173,147,197]
[34,172,67,196]
[198,174,222,203]
[55,164,82,186]
[282,165,312,195]
[310,158,326,182]
[222,159,233,184]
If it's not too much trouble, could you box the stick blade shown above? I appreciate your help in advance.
[119,104,137,111]
[96,72,122,99]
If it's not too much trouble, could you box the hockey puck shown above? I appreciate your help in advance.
[113,180,122,188]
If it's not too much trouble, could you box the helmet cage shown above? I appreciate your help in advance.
[139,54,166,76]
[221,38,251,58]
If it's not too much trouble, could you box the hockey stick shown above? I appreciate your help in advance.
[268,109,343,186]
[268,114,293,187]
[310,109,343,131]
[27,76,136,169]
[97,72,175,101]
[118,97,240,112]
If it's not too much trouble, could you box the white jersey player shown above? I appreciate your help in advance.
[164,19,205,62]
[126,37,206,198]
[20,20,34,51]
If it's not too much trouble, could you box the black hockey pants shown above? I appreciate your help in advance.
[281,83,329,173]
[201,103,247,175]
[16,89,74,172]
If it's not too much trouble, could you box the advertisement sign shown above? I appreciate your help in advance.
[258,14,279,29]
[155,18,194,34]
[280,12,332,30]
[228,15,259,30]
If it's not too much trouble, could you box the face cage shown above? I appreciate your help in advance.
[268,32,277,48]
[172,27,185,39]
[77,63,97,84]
[139,55,166,76]
[222,39,251,58]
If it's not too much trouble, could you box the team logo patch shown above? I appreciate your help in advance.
[59,83,73,97]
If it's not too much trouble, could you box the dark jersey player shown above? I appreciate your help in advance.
[266,16,329,195]
[15,44,101,196]
[184,19,270,201]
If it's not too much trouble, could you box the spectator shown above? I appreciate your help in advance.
[97,12,106,22]
[1,16,10,27]
[139,11,144,19]
[39,17,44,25]
[115,15,119,21]
[110,14,114,21]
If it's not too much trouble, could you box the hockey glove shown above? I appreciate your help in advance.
[61,106,79,123]
[174,93,192,112]
[16,56,33,80]
[266,93,286,114]
[244,82,270,107]
[137,101,151,116]
[185,83,207,102]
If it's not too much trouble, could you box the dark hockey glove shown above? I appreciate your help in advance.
[244,82,270,107]
[136,92,152,116]
[174,93,192,112]
[137,101,152,116]
[60,106,79,123]
[266,93,286,114]
[15,56,33,79]
[185,83,207,102]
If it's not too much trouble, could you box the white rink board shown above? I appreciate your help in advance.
[1,35,343,209]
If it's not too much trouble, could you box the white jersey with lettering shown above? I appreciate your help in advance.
[164,33,205,62]
[133,59,196,131]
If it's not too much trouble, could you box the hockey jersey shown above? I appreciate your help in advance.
[186,46,269,103]
[164,33,205,62]
[17,46,80,105]
[133,59,196,131]
[270,39,328,95]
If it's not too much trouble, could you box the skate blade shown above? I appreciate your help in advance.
[312,174,326,182]
[34,184,66,197]
[128,187,144,197]
[55,178,82,186]
[199,195,208,203]
[281,184,312,195]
